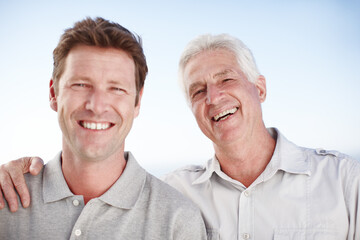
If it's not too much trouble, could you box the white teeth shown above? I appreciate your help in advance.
[82,122,111,130]
[213,107,237,122]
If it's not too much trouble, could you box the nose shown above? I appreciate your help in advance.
[206,84,223,105]
[85,88,110,114]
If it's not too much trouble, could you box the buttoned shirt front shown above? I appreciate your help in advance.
[163,128,360,240]
[0,152,207,239]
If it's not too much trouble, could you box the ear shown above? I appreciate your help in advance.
[134,87,144,118]
[49,79,58,112]
[255,75,267,103]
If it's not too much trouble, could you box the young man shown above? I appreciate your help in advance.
[0,17,206,239]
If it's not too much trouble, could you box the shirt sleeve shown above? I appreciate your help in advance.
[345,157,360,240]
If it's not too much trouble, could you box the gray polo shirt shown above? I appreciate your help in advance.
[0,152,207,239]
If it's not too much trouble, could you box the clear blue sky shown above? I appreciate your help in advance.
[0,0,359,176]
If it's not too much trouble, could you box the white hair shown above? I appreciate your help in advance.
[178,34,260,101]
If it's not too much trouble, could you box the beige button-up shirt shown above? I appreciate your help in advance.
[164,128,360,240]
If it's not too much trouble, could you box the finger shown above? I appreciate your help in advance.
[9,169,30,208]
[0,189,5,209]
[3,187,19,212]
[29,157,44,175]
[0,171,19,212]
[0,164,20,211]
[8,159,31,208]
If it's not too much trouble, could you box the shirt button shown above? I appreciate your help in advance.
[243,233,250,239]
[73,199,80,206]
[244,191,250,197]
[75,229,82,236]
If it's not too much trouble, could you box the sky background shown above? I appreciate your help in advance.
[0,0,359,177]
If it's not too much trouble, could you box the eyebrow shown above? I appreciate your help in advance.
[68,76,91,82]
[212,69,236,79]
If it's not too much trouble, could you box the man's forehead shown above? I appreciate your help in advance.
[66,46,134,69]
[187,69,233,92]
[61,45,136,85]
[186,65,238,85]
[185,49,237,74]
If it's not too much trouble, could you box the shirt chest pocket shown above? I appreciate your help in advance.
[274,228,338,240]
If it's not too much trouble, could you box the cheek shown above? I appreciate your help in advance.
[59,98,78,114]
[114,98,137,117]
[192,106,208,127]
[191,104,202,119]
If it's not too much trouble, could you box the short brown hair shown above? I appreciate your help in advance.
[52,17,148,105]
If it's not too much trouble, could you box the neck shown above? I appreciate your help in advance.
[214,126,276,187]
[61,149,127,204]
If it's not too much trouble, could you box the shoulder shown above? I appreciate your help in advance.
[162,164,207,185]
[275,129,359,174]
[127,152,202,211]
[23,163,49,205]
[24,165,45,187]
[302,147,360,191]
[142,172,205,228]
[306,148,360,207]
[145,172,197,207]
[304,147,360,171]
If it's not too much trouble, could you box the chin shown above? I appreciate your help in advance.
[214,133,241,145]
[77,146,109,161]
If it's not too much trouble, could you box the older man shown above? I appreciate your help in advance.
[1,33,359,239]
[0,17,206,239]
[164,34,360,239]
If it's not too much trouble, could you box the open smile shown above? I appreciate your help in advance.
[212,107,238,122]
[78,121,114,130]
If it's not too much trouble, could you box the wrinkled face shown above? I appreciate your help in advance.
[183,49,266,147]
[50,45,142,161]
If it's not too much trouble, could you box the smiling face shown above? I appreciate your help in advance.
[50,45,141,162]
[183,49,267,148]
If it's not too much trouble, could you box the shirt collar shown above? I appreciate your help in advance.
[265,128,310,178]
[192,157,217,185]
[99,152,146,209]
[192,156,249,187]
[43,152,74,203]
[43,151,147,209]
[192,128,310,186]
